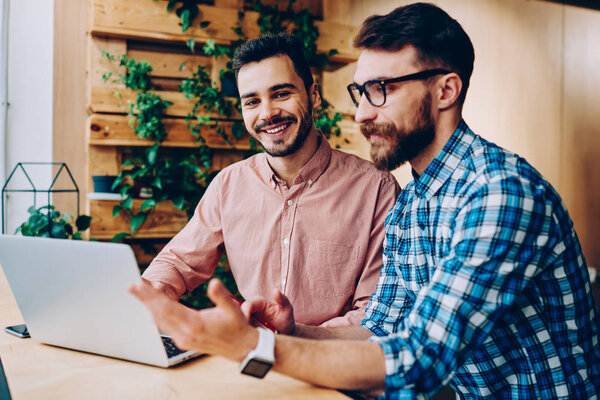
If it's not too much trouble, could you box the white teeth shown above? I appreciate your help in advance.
[264,124,289,134]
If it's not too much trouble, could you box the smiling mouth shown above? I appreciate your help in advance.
[261,121,293,135]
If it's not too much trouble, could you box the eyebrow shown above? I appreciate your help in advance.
[240,83,298,99]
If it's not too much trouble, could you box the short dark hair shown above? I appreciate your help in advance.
[353,2,474,103]
[232,33,314,93]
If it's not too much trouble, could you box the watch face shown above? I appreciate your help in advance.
[241,359,273,378]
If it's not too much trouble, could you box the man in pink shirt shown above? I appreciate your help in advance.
[143,33,398,326]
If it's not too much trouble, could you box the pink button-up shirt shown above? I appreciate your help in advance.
[143,137,399,326]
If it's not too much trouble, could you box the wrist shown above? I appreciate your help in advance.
[236,326,260,362]
[239,327,276,378]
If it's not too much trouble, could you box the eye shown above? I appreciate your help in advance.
[243,98,259,108]
[274,90,291,99]
[366,82,384,95]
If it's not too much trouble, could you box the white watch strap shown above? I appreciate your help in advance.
[254,327,275,362]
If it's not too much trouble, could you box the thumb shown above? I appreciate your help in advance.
[206,279,238,312]
[273,289,291,308]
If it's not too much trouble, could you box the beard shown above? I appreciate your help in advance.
[361,94,435,171]
[253,99,314,158]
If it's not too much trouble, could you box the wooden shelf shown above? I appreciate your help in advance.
[89,199,189,239]
[90,0,359,62]
[89,87,242,119]
[88,114,251,149]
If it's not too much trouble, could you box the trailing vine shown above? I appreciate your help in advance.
[102,53,212,240]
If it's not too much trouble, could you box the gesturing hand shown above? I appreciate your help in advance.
[129,278,258,362]
[241,288,296,335]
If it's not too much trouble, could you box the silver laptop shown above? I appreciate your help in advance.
[0,235,201,367]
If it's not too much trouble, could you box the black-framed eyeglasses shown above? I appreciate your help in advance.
[346,69,451,107]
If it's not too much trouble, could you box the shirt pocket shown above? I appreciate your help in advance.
[306,239,359,298]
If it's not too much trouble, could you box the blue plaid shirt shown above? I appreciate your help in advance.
[362,121,600,399]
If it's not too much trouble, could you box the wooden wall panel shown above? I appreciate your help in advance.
[562,5,600,267]
[53,0,89,216]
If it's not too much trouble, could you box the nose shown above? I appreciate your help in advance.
[354,94,377,124]
[258,99,281,122]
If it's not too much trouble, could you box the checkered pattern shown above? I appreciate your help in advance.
[362,121,600,399]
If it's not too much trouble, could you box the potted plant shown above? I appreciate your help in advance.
[16,205,92,240]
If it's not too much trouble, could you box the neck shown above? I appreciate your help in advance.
[267,128,320,187]
[410,112,462,176]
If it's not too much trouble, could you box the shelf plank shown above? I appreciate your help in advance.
[89,199,189,239]
[89,86,242,119]
[88,114,251,149]
[90,0,359,62]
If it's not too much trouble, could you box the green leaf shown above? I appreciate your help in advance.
[130,212,148,232]
[122,196,133,210]
[140,199,157,212]
[186,38,195,52]
[202,39,216,55]
[231,121,245,139]
[50,223,68,239]
[112,205,123,217]
[180,9,191,32]
[172,195,185,210]
[110,232,130,242]
[75,215,92,231]
[153,176,163,190]
[147,145,158,164]
[179,62,187,71]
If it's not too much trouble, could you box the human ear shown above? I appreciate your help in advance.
[309,82,322,109]
[437,73,462,110]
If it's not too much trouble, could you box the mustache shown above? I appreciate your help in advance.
[254,115,297,132]
[360,122,396,139]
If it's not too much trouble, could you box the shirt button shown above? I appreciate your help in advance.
[283,238,289,245]
[308,179,313,185]
[287,199,293,206]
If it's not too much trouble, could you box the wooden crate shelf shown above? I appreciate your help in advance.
[90,0,359,62]
[89,86,242,119]
[86,0,362,240]
[89,199,189,239]
[88,114,251,149]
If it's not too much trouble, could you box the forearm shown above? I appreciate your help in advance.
[272,335,386,393]
[293,324,373,340]
[319,307,366,328]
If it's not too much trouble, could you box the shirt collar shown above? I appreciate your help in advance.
[257,131,332,187]
[413,120,475,199]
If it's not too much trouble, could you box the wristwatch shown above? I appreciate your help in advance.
[239,327,275,378]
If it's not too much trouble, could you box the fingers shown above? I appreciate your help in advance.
[241,298,268,321]
[129,278,163,302]
[206,279,239,313]
[273,289,291,308]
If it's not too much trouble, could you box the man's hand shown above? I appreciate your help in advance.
[241,288,296,334]
[129,278,258,362]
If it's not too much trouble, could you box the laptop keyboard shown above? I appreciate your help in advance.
[161,336,185,358]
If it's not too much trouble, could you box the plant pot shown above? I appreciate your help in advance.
[92,175,118,193]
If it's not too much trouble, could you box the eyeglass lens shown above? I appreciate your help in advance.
[348,82,386,107]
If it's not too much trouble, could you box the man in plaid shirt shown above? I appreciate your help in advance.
[130,3,600,399]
